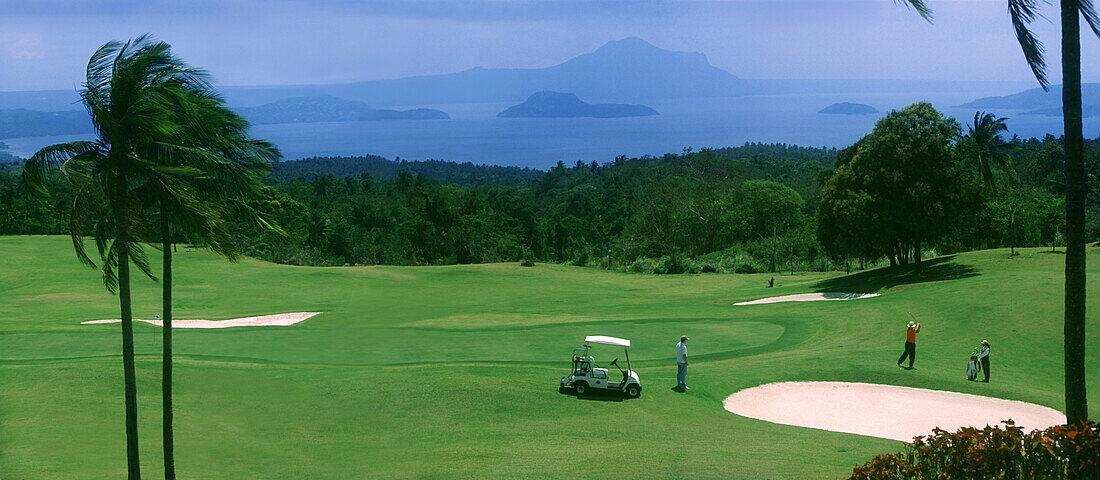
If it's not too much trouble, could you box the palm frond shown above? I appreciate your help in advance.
[897,0,933,22]
[22,141,100,197]
[1008,0,1049,89]
[128,242,157,281]
[70,177,105,268]
[1082,0,1100,38]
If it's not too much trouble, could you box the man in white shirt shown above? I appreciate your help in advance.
[676,335,690,390]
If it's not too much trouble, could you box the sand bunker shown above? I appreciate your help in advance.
[723,382,1065,442]
[734,292,880,305]
[82,312,321,329]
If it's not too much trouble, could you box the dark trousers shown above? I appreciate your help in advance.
[981,356,990,381]
[897,341,916,367]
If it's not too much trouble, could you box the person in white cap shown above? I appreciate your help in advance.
[978,340,991,382]
[896,320,920,369]
[675,335,690,390]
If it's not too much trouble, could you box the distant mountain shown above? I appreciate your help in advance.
[0,109,92,139]
[239,95,449,124]
[497,91,658,118]
[1022,104,1100,117]
[216,37,749,106]
[958,83,1100,117]
[818,102,878,115]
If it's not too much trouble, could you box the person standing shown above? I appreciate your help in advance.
[676,335,690,390]
[896,321,920,369]
[978,340,991,382]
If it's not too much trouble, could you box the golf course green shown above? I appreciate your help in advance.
[1,235,1097,479]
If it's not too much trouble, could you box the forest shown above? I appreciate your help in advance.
[2,105,1098,274]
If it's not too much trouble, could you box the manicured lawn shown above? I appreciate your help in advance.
[0,236,1096,479]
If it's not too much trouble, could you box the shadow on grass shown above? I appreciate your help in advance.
[558,386,626,402]
[813,256,980,294]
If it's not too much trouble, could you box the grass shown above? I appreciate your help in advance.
[0,235,1097,479]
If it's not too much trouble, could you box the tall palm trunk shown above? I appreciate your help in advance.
[1060,0,1089,424]
[161,209,176,479]
[116,184,142,480]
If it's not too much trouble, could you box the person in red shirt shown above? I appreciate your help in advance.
[896,321,920,369]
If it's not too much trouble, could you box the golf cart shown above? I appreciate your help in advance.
[560,336,642,398]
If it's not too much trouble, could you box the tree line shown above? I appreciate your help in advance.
[7,129,1097,275]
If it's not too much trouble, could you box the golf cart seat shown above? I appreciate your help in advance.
[591,368,608,379]
[574,356,595,372]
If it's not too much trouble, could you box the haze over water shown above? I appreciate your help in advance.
[5,86,1095,169]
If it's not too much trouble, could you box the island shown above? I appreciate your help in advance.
[819,102,879,115]
[497,91,658,118]
[239,95,449,125]
[958,83,1099,117]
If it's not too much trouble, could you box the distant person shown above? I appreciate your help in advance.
[896,321,920,369]
[676,335,690,390]
[978,340,990,382]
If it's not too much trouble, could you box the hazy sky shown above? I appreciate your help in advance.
[1,0,1098,91]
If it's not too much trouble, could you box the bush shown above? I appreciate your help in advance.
[848,421,1100,480]
[569,249,590,266]
[628,257,659,273]
[654,254,687,274]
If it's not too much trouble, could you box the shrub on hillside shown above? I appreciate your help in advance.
[715,254,764,273]
[654,254,688,274]
[569,249,589,266]
[848,421,1099,480]
[627,257,659,273]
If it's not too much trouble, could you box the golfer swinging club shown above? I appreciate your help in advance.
[897,319,920,369]
[676,335,690,390]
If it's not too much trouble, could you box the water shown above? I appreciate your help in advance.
[4,90,1096,170]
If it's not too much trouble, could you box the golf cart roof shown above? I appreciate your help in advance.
[585,336,631,347]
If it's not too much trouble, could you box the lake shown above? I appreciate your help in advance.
[4,88,1097,170]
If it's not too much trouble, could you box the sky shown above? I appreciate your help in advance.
[1,0,1098,92]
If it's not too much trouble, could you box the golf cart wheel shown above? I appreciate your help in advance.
[625,385,641,398]
[574,382,588,395]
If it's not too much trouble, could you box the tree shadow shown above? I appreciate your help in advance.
[558,386,625,402]
[813,256,980,294]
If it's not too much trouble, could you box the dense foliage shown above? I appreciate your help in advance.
[819,103,976,266]
[3,106,1099,272]
[848,421,1100,480]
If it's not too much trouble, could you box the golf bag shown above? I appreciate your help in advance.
[966,348,980,381]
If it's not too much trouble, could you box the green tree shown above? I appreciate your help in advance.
[817,103,970,267]
[22,35,216,480]
[136,67,282,480]
[731,180,804,271]
[966,111,1015,192]
[903,0,1098,425]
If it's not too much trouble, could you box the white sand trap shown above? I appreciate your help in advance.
[81,312,320,329]
[723,382,1065,442]
[734,292,880,305]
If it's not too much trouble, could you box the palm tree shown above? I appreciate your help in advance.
[138,87,282,480]
[23,35,215,480]
[900,0,1097,424]
[966,111,1015,192]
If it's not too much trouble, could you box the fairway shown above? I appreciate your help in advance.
[1,236,1097,479]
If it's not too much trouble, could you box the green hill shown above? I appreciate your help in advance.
[0,236,1095,479]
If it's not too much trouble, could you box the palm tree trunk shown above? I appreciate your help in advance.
[161,211,176,480]
[117,227,142,480]
[1061,0,1089,425]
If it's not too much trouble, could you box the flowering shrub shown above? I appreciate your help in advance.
[848,421,1099,480]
